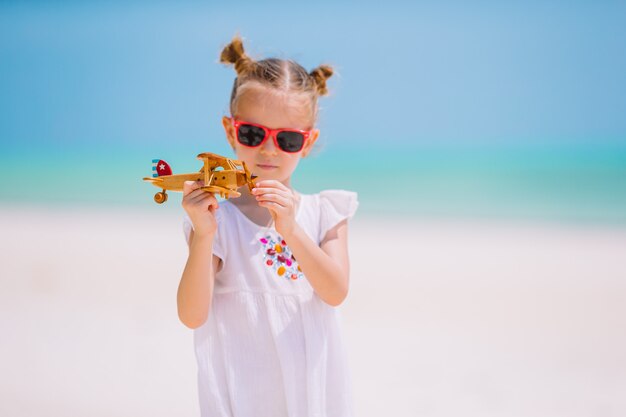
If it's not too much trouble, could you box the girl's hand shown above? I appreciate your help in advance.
[182,180,219,238]
[253,180,299,237]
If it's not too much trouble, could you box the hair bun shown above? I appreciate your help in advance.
[309,65,334,96]
[220,36,255,75]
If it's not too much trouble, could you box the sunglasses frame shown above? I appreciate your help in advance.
[231,118,313,153]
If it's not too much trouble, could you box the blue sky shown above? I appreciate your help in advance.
[1,1,626,152]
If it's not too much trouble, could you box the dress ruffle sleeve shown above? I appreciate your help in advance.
[318,190,359,243]
[182,210,226,262]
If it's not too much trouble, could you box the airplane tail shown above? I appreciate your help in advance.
[152,159,173,177]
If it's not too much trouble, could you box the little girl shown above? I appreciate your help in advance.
[178,36,358,417]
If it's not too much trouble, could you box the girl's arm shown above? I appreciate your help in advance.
[178,180,221,329]
[177,229,222,329]
[253,180,352,306]
[282,219,350,307]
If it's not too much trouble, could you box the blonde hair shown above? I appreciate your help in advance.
[220,36,334,123]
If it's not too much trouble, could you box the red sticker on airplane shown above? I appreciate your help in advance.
[156,160,172,176]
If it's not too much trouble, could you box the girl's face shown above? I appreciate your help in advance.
[222,85,319,186]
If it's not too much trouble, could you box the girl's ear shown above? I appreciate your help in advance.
[222,116,237,149]
[302,129,319,158]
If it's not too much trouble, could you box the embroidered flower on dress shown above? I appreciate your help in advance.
[259,235,304,280]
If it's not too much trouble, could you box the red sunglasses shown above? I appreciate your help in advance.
[231,118,313,153]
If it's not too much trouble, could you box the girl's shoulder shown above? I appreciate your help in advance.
[302,189,359,215]
[300,189,359,243]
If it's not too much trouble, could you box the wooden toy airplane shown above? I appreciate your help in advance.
[143,152,257,203]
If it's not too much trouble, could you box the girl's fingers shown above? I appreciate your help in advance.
[186,191,219,210]
[185,183,213,200]
[187,188,214,200]
[189,192,218,207]
[184,189,207,201]
[253,186,291,200]
[254,179,290,192]
[258,201,283,211]
[256,193,290,207]
[183,180,202,196]
[254,180,287,190]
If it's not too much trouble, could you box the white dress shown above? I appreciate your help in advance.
[182,189,359,417]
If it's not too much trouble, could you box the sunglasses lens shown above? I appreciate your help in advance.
[238,124,266,146]
[276,131,305,152]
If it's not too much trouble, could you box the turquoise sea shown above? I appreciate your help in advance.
[3,1,626,228]
[2,142,625,226]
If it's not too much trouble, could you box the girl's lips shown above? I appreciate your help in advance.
[257,164,278,169]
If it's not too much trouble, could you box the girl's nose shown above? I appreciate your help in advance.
[260,135,278,155]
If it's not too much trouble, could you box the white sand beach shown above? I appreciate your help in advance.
[1,207,625,417]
